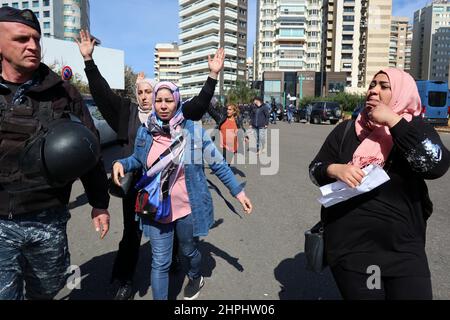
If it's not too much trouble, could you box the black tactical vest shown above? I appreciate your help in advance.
[0,94,67,193]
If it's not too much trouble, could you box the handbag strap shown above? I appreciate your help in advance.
[318,120,354,226]
[339,120,354,157]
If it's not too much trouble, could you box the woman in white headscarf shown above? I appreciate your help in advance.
[76,29,226,300]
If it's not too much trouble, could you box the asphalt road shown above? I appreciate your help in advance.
[56,121,450,300]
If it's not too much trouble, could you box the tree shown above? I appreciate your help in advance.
[48,62,90,95]
[298,92,365,112]
[113,65,138,103]
[226,81,258,105]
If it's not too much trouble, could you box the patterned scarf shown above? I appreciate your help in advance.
[135,82,186,221]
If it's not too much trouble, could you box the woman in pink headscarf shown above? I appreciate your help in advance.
[309,68,450,300]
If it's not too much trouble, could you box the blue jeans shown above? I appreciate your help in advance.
[0,207,71,300]
[142,213,201,300]
[253,127,267,152]
[287,111,293,123]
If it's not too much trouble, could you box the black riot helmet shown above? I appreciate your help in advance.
[19,118,100,188]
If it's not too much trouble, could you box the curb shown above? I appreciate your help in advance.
[436,127,450,133]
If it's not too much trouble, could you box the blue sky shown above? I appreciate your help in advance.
[90,0,428,78]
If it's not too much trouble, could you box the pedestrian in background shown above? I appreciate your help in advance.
[207,101,249,165]
[250,97,270,154]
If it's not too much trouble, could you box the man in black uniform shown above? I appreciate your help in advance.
[0,7,110,300]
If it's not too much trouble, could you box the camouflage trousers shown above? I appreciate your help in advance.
[0,207,71,300]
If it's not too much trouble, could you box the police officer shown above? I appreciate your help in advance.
[0,7,110,300]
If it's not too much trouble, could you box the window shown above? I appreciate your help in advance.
[279,28,305,37]
[343,15,355,22]
[43,10,50,17]
[44,22,50,29]
[342,44,353,50]
[32,1,39,8]
[64,15,74,22]
[343,35,353,41]
[43,0,50,5]
[264,80,281,93]
[428,91,447,107]
[34,11,39,18]
[12,2,19,8]
[342,25,354,31]
[22,2,29,9]
[342,53,352,60]
[44,33,50,37]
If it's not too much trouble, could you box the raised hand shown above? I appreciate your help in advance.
[365,99,402,128]
[136,71,145,83]
[75,29,96,61]
[208,47,225,79]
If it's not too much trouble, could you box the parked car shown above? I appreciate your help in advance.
[352,103,365,120]
[83,97,118,145]
[294,106,307,122]
[309,101,342,125]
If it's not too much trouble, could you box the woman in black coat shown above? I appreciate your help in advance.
[309,68,450,300]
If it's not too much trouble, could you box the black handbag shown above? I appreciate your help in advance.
[304,221,326,273]
[108,171,134,198]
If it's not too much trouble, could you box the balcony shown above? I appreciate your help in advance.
[179,34,219,51]
[224,34,238,45]
[180,0,220,17]
[180,46,217,63]
[181,86,209,98]
[180,0,197,6]
[180,8,220,29]
[276,34,306,41]
[224,22,238,32]
[180,21,220,40]
[225,8,238,20]
[180,61,209,74]
[227,0,238,8]
[224,46,237,57]
[181,73,212,86]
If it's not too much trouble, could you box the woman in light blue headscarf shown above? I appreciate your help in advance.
[112,80,253,301]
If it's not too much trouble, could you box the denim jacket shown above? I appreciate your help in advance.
[117,119,245,237]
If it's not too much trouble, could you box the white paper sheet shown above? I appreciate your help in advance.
[318,164,390,208]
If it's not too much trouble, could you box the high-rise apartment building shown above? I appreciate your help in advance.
[154,43,181,86]
[1,0,90,41]
[411,0,450,81]
[389,17,411,71]
[322,0,391,91]
[178,0,248,99]
[61,0,89,41]
[404,24,413,73]
[255,0,322,81]
[246,57,254,84]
